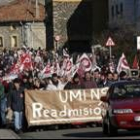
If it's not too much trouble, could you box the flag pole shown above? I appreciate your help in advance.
[110,45,112,62]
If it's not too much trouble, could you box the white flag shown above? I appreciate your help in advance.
[78,53,92,72]
[117,53,130,73]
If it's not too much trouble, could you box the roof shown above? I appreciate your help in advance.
[0,0,15,5]
[0,0,46,22]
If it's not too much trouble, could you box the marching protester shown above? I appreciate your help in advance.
[8,78,25,134]
[92,69,101,85]
[82,71,98,89]
[64,73,85,90]
[104,72,114,87]
[46,74,66,90]
[119,71,128,81]
[0,45,138,131]
[34,78,47,90]
[0,82,7,128]
[28,76,34,90]
[33,78,42,90]
[21,76,30,90]
[113,72,119,82]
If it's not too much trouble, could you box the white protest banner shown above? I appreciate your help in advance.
[25,88,108,126]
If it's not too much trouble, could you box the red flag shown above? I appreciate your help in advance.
[10,63,20,74]
[20,53,33,71]
[132,55,139,69]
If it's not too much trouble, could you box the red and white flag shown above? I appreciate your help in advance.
[72,62,80,78]
[117,53,130,73]
[19,53,33,71]
[61,57,73,77]
[132,55,139,69]
[65,58,73,76]
[78,53,92,72]
[42,61,52,75]
[10,63,20,74]
[63,48,69,58]
[51,61,61,75]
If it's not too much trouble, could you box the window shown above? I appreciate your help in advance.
[120,3,123,16]
[116,5,119,15]
[111,6,115,18]
[11,35,18,48]
[0,36,4,47]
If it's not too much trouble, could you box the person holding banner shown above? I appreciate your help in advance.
[21,75,30,90]
[46,74,66,90]
[104,72,114,87]
[28,76,34,90]
[64,73,85,90]
[8,78,24,134]
[83,72,97,89]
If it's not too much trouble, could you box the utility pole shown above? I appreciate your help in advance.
[35,0,39,18]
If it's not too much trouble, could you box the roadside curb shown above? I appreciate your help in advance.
[9,129,21,139]
[0,129,21,139]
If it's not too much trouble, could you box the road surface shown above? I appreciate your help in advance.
[19,126,140,139]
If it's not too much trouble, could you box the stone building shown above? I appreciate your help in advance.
[46,0,109,53]
[0,0,46,50]
[108,0,140,30]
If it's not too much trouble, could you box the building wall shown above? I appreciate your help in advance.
[53,0,84,49]
[0,22,46,50]
[135,0,140,30]
[92,0,108,33]
[0,23,22,49]
[52,0,108,53]
[31,23,46,49]
[24,22,46,50]
[109,0,135,28]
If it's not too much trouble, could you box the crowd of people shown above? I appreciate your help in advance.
[0,47,134,133]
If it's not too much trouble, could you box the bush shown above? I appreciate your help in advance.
[93,26,140,66]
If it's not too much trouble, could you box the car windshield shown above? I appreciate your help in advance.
[111,83,140,100]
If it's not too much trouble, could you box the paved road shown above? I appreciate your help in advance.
[19,126,140,139]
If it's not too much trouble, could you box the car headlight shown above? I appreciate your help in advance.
[113,109,133,114]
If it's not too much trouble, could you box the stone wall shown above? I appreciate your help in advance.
[31,23,46,49]
[25,22,46,50]
[52,0,108,53]
[0,22,46,50]
[0,23,22,49]
[52,0,93,50]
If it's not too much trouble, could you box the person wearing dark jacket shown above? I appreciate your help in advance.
[8,78,24,133]
[21,75,30,90]
[0,82,6,128]
[104,72,114,87]
[119,71,128,81]
[64,73,85,90]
